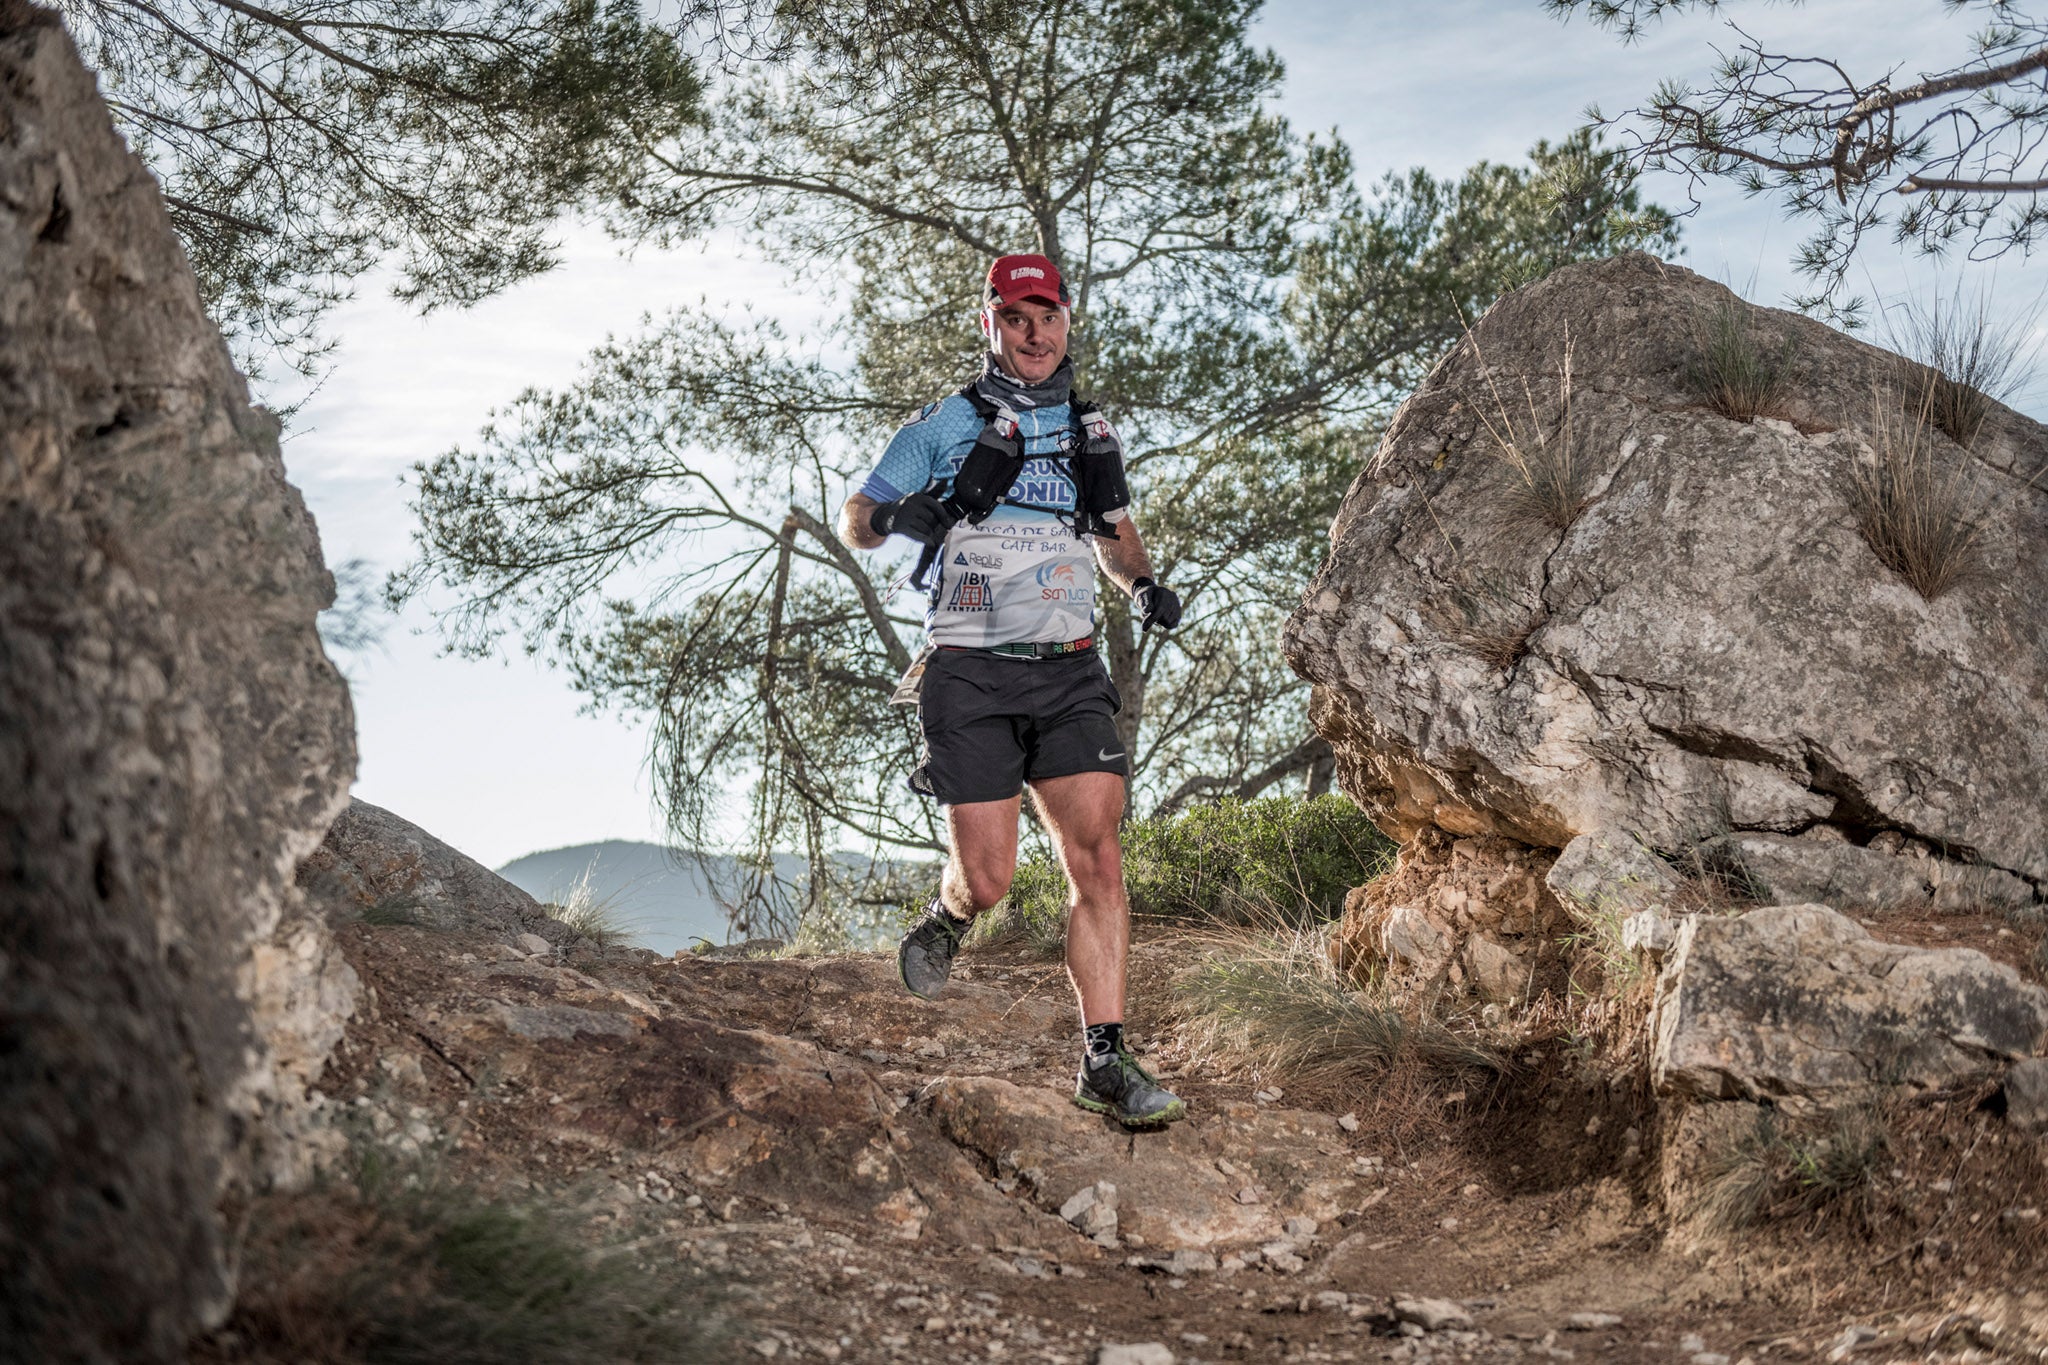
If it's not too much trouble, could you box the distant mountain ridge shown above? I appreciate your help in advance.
[495,841,911,956]
[496,841,763,957]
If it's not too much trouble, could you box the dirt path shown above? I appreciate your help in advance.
[230,921,2045,1365]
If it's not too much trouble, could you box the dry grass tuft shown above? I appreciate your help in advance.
[1847,383,1987,601]
[1685,294,1796,422]
[1887,283,2039,448]
[541,865,636,949]
[1695,1104,1892,1236]
[1169,922,1498,1102]
[1467,327,1596,533]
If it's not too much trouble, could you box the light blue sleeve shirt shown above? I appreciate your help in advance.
[857,394,1098,646]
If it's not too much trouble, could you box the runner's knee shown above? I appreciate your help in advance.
[950,858,1015,912]
[1060,835,1123,901]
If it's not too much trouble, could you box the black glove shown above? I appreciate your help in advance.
[869,491,958,547]
[1131,577,1182,633]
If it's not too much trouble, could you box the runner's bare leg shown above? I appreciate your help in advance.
[942,795,1023,917]
[1029,770,1129,1026]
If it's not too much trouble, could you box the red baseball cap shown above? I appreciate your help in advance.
[985,253,1070,308]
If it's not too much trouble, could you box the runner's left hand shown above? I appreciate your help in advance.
[1132,578,1181,633]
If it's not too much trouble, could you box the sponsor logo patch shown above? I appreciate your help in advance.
[946,571,995,613]
[898,400,940,429]
[1009,265,1046,280]
[1034,560,1090,603]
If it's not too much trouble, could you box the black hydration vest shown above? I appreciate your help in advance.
[952,382,1132,539]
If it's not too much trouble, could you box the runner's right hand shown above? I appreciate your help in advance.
[869,492,959,546]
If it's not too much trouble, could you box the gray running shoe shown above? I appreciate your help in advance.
[898,901,968,999]
[1072,1047,1187,1128]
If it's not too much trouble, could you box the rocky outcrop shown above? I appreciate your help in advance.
[1652,905,2048,1104]
[1284,253,2048,906]
[1329,829,1569,1005]
[299,797,581,945]
[0,9,354,1361]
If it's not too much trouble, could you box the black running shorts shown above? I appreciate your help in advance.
[910,649,1128,806]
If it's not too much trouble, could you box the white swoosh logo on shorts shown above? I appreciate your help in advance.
[1099,749,1125,761]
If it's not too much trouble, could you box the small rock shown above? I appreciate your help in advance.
[1826,1325,1881,1361]
[751,1338,781,1358]
[1011,1256,1047,1278]
[1338,1111,1360,1132]
[1566,1313,1623,1331]
[1266,1251,1306,1274]
[1679,1336,1706,1354]
[1219,1254,1246,1272]
[1091,1230,1119,1249]
[1398,1321,1427,1339]
[515,931,552,956]
[1162,1249,1217,1275]
[1123,1232,1145,1248]
[1060,1187,1100,1223]
[892,1296,929,1312]
[1461,1183,1481,1197]
[1692,1355,1729,1365]
[923,1316,947,1332]
[1254,1088,1281,1104]
[1394,1298,1474,1332]
[2007,1058,2048,1133]
[1283,1216,1319,1238]
[1095,1344,1176,1365]
[1234,1186,1263,1205]
[1310,1290,1350,1312]
[1079,1202,1119,1238]
[1439,1216,1460,1232]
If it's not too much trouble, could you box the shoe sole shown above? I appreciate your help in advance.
[1071,1093,1188,1129]
[897,948,947,1000]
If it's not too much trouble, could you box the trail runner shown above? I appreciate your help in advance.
[837,253,1187,1128]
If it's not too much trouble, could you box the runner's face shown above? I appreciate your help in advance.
[984,300,1069,385]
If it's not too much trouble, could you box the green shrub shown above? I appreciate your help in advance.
[971,795,1394,950]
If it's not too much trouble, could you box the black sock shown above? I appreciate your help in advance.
[1083,1021,1124,1068]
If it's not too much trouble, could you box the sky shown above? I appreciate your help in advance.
[271,0,2048,869]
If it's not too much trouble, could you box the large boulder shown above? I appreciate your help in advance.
[1652,904,2048,1104]
[299,797,581,945]
[0,9,354,1361]
[1284,253,2047,906]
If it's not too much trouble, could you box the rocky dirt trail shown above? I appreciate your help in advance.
[248,914,2048,1365]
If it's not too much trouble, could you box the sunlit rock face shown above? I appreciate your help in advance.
[1286,252,2048,907]
[0,7,355,1359]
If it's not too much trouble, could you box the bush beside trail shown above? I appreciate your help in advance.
[969,796,1394,953]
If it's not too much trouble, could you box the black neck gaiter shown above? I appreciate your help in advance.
[974,353,1074,411]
